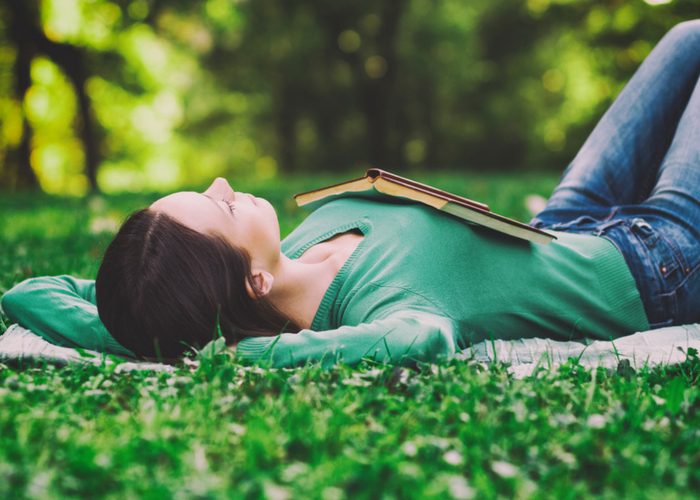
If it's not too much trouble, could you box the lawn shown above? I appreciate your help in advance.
[1,171,699,498]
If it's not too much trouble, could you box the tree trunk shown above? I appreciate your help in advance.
[6,0,101,192]
[38,40,100,191]
[274,83,298,172]
[5,0,40,189]
[362,0,406,168]
[320,1,407,169]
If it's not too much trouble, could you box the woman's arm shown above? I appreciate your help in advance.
[236,310,459,368]
[1,277,458,366]
[1,275,134,357]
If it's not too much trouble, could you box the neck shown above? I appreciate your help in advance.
[266,253,343,330]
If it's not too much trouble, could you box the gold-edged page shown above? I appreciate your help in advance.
[295,177,373,206]
[373,177,447,210]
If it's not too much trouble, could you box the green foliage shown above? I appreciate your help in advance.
[1,351,699,497]
[1,173,700,496]
[1,1,700,194]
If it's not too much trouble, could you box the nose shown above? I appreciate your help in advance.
[214,177,232,190]
[205,177,234,196]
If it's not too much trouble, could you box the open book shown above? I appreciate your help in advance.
[294,168,555,245]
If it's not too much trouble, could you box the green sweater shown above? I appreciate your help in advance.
[1,196,649,367]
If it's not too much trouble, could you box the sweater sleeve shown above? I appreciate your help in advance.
[1,275,134,357]
[236,310,459,368]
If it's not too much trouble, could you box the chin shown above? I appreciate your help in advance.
[259,197,276,218]
[262,199,281,236]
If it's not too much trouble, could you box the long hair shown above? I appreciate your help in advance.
[95,208,299,359]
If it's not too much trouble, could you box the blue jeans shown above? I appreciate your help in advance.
[530,20,700,329]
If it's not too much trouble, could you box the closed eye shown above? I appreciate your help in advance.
[223,199,236,216]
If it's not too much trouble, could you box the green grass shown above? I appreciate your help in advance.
[1,171,699,498]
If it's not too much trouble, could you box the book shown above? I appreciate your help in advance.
[293,168,556,245]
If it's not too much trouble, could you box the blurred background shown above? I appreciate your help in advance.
[0,0,698,195]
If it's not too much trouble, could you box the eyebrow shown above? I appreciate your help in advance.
[201,194,231,217]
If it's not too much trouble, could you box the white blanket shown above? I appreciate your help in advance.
[0,324,174,373]
[1,323,699,377]
[458,323,700,378]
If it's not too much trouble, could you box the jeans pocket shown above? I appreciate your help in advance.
[629,218,685,282]
[673,260,700,324]
[628,218,682,324]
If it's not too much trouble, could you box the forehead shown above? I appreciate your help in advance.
[150,191,225,232]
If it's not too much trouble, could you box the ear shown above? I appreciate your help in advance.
[245,269,274,300]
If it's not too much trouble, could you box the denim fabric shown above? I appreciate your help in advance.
[530,20,700,328]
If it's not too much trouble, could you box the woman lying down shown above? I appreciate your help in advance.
[3,21,700,367]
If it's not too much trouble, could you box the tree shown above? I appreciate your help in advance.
[3,0,103,191]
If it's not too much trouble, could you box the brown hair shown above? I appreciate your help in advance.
[95,208,299,360]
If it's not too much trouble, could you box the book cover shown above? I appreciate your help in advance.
[294,169,555,245]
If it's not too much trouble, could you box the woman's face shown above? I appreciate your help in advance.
[150,178,281,268]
